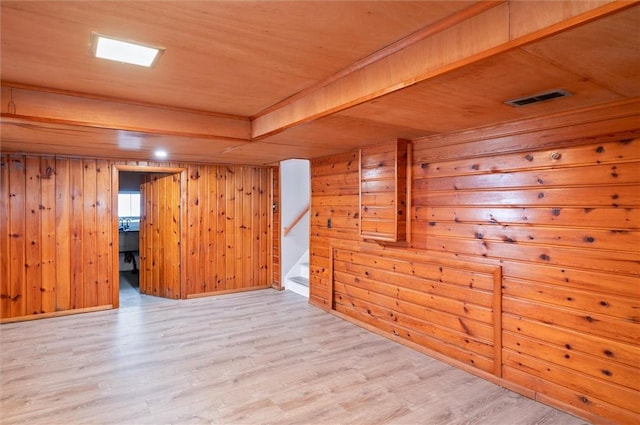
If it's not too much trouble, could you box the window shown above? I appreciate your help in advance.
[118,193,141,218]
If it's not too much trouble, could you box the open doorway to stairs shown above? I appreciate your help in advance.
[280,159,311,298]
[114,166,186,308]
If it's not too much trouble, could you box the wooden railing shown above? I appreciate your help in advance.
[283,204,310,237]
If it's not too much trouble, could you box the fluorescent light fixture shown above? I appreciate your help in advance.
[91,32,164,67]
[154,149,168,159]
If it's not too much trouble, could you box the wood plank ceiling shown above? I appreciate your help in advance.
[1,1,638,165]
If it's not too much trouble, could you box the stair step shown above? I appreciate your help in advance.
[288,276,309,287]
[299,262,310,279]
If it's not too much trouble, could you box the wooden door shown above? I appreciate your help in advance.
[139,173,181,299]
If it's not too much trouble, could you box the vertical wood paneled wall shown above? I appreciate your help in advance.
[1,155,275,321]
[271,167,281,287]
[179,163,272,296]
[309,104,639,424]
[139,173,181,299]
[1,156,113,319]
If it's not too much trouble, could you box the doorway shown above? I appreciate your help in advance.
[117,171,143,306]
[280,159,311,298]
[113,166,186,308]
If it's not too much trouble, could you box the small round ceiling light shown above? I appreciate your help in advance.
[154,149,168,159]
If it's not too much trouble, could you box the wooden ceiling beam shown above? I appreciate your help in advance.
[250,0,634,140]
[0,84,251,142]
[251,1,505,121]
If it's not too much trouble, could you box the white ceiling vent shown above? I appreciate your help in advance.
[504,89,572,107]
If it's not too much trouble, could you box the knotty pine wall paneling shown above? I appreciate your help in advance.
[332,244,503,376]
[1,156,274,321]
[180,163,272,298]
[309,150,361,307]
[359,139,409,242]
[116,161,273,299]
[271,166,281,288]
[411,136,639,423]
[139,172,181,299]
[309,106,639,424]
[1,155,114,320]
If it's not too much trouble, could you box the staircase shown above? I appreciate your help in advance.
[285,251,309,298]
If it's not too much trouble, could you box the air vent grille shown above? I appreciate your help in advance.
[505,89,572,107]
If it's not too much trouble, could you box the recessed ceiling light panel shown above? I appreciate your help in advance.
[90,32,164,67]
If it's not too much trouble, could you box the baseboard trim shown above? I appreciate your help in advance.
[1,305,113,324]
[186,285,272,299]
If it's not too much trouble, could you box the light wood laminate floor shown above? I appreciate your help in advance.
[119,270,169,308]
[1,289,587,425]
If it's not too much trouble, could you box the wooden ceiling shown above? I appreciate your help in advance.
[1,1,638,165]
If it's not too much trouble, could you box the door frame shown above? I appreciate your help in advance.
[111,164,187,307]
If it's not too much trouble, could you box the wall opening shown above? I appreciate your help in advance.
[113,165,186,308]
[117,171,143,307]
[280,159,310,298]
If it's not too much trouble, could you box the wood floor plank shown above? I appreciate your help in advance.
[0,290,587,425]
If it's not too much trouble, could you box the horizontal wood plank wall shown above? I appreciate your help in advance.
[309,108,639,423]
[359,139,409,242]
[0,155,114,319]
[310,150,360,307]
[1,156,273,320]
[412,136,640,424]
[331,243,502,376]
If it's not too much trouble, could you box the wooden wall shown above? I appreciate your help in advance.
[1,155,275,321]
[177,163,272,296]
[139,172,181,299]
[1,156,112,318]
[271,166,281,288]
[309,104,639,424]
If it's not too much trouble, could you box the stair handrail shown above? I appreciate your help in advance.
[283,204,310,237]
